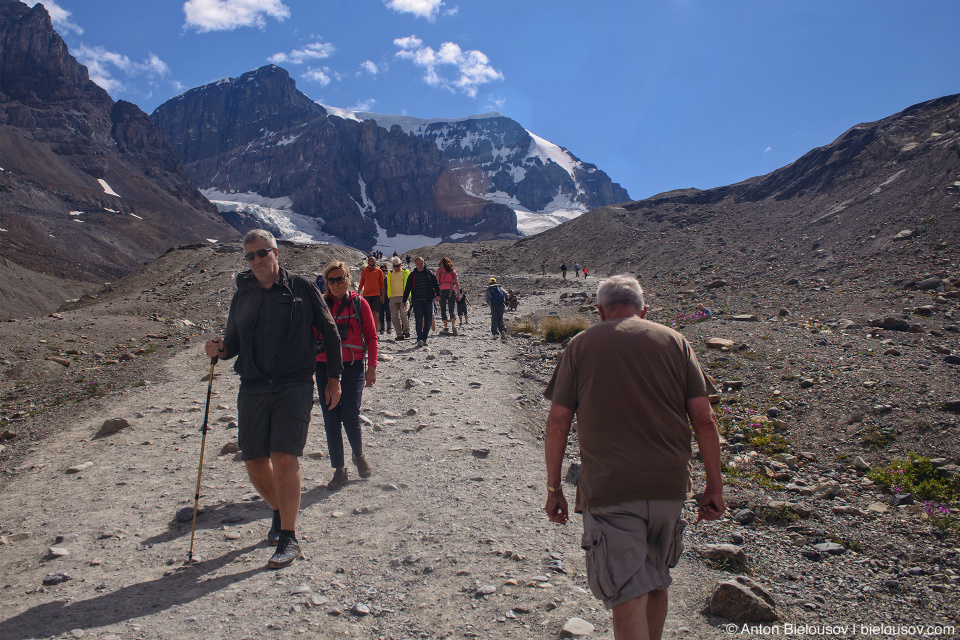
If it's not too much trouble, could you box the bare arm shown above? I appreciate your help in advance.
[544,402,574,524]
[687,395,725,522]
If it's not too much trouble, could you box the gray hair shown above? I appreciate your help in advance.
[242,229,277,249]
[391,256,401,266]
[597,274,645,309]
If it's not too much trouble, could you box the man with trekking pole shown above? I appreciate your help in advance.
[205,230,343,569]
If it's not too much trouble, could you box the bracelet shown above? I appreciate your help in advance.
[546,484,561,492]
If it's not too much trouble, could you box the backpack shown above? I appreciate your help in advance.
[318,293,366,356]
[489,285,505,305]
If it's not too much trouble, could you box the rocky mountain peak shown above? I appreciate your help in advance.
[0,0,108,107]
[153,65,326,165]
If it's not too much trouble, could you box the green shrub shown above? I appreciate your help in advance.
[540,316,589,343]
[867,453,960,504]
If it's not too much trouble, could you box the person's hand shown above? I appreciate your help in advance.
[695,489,725,523]
[364,367,376,387]
[545,489,568,524]
[402,302,407,311]
[325,378,342,409]
[205,337,223,359]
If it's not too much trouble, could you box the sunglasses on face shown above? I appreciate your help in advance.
[244,248,273,261]
[327,276,347,284]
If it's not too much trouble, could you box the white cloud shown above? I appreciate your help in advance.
[32,1,82,34]
[74,45,170,95]
[268,41,335,65]
[352,99,376,111]
[393,35,423,50]
[394,37,502,97]
[360,60,379,75]
[764,146,772,153]
[303,67,331,86]
[385,0,443,21]
[183,0,290,32]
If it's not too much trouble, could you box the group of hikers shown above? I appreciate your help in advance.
[205,230,724,640]
[542,260,587,279]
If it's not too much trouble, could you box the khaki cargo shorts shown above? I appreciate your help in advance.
[580,499,686,609]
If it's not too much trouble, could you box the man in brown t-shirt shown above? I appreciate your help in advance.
[543,274,724,640]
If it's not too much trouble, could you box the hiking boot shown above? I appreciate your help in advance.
[404,333,410,339]
[395,335,405,341]
[353,455,373,478]
[416,339,424,348]
[267,535,300,569]
[326,467,348,491]
[500,331,507,339]
[452,326,458,336]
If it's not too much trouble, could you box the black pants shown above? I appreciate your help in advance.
[412,298,433,342]
[316,360,364,469]
[439,289,456,323]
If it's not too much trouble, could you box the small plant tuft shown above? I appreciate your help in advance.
[540,316,589,343]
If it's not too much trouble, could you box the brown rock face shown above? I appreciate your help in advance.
[0,0,235,320]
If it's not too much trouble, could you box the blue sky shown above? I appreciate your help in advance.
[38,0,960,200]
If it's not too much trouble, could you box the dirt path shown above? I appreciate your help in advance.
[0,294,727,640]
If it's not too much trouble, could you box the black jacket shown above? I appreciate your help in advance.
[221,267,342,387]
[402,267,441,302]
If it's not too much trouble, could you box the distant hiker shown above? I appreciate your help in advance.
[560,262,567,279]
[357,256,385,333]
[402,256,441,348]
[315,273,325,294]
[542,275,724,640]
[386,257,410,340]
[205,229,342,570]
[697,303,712,318]
[379,264,392,334]
[574,262,581,278]
[485,277,508,339]
[436,256,462,336]
[583,265,588,279]
[541,260,547,276]
[316,261,379,492]
[405,255,412,267]
[506,290,519,311]
[457,291,473,326]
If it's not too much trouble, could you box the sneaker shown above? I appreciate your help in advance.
[353,455,373,478]
[452,326,458,336]
[267,535,300,569]
[326,467,348,491]
[416,339,424,348]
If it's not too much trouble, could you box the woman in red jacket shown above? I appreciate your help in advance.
[315,261,379,491]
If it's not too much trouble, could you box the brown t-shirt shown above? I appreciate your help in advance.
[544,317,714,511]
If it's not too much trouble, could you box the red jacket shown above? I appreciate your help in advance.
[315,291,378,367]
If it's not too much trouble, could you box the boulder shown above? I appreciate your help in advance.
[702,576,778,623]
[97,418,131,437]
[698,544,750,572]
[706,338,735,349]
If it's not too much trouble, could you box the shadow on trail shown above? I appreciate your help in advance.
[142,483,334,546]
[0,544,262,640]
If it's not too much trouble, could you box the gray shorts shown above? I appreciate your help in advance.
[581,500,686,609]
[237,382,313,461]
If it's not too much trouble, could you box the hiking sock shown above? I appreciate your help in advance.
[281,529,297,542]
[272,510,281,531]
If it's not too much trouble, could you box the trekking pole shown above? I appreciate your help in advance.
[186,356,217,565]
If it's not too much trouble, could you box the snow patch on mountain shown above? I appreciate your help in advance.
[372,220,440,255]
[202,189,340,245]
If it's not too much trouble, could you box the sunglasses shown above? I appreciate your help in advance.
[244,248,273,261]
[327,276,347,284]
